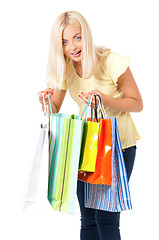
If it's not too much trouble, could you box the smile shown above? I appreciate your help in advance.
[71,50,81,56]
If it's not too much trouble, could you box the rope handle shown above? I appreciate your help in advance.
[96,94,107,119]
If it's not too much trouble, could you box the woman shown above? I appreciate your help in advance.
[39,11,143,240]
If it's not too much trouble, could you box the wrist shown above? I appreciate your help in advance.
[51,102,58,113]
[101,94,108,106]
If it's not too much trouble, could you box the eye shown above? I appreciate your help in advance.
[62,41,68,45]
[76,36,81,41]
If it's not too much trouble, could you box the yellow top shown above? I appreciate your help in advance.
[61,51,141,149]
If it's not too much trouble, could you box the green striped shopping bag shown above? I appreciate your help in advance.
[47,97,84,214]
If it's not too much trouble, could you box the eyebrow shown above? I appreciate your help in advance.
[62,32,81,41]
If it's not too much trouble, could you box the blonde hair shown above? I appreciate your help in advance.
[46,11,110,89]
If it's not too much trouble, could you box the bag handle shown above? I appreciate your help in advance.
[42,93,47,115]
[47,94,53,115]
[91,95,98,122]
[90,94,107,120]
[81,94,99,122]
[80,99,90,120]
[41,93,49,125]
[81,94,106,122]
[95,94,107,119]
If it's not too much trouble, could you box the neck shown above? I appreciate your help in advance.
[73,61,83,78]
[73,60,82,69]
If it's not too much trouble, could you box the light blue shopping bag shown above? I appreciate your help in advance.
[84,118,132,212]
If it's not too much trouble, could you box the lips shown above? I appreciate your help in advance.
[71,50,81,56]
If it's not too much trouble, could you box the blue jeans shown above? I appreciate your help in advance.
[77,146,136,240]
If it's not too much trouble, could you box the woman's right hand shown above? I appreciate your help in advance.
[38,88,54,111]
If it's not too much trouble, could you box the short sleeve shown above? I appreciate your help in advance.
[107,52,131,84]
[46,78,68,90]
[61,79,68,90]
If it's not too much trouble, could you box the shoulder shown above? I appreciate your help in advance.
[104,51,130,66]
[100,51,119,69]
[100,51,131,84]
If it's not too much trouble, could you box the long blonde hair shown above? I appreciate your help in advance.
[46,11,110,89]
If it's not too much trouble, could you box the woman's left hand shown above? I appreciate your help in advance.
[78,89,105,108]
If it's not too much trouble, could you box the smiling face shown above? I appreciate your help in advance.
[62,24,83,63]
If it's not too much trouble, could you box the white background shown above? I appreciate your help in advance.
[0,0,158,239]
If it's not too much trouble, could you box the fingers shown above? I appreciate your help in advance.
[38,88,53,95]
[79,92,99,109]
[38,88,54,106]
[78,92,90,103]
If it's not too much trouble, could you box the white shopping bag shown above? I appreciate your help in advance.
[23,94,49,211]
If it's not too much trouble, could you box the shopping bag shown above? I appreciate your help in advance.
[23,94,49,210]
[47,96,84,214]
[78,121,99,172]
[78,96,99,172]
[78,118,112,185]
[78,94,112,185]
[84,118,132,212]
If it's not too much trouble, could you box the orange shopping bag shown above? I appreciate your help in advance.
[78,95,112,185]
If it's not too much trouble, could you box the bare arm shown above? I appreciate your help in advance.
[79,67,143,112]
[102,67,143,112]
[39,88,67,113]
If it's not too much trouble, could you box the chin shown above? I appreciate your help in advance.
[73,58,81,63]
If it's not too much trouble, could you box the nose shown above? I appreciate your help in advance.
[70,41,77,51]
